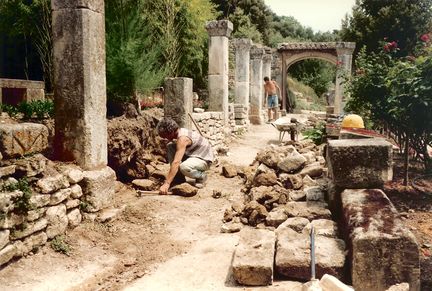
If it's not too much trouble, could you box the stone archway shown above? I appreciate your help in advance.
[278,42,355,115]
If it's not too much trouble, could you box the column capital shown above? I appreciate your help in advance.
[52,0,104,13]
[233,38,252,50]
[250,45,265,59]
[263,53,272,62]
[206,20,233,37]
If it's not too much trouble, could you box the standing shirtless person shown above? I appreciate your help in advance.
[264,76,281,122]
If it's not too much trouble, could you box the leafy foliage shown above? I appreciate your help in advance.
[1,178,34,215]
[14,100,54,119]
[50,235,71,256]
[302,122,326,145]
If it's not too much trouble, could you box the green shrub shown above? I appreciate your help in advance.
[1,178,34,215]
[50,235,71,255]
[302,122,326,145]
[0,104,19,117]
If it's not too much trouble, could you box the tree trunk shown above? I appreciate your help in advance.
[403,137,409,186]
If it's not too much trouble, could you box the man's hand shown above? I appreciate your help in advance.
[159,181,170,195]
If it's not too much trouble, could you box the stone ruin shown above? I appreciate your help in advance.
[220,130,419,290]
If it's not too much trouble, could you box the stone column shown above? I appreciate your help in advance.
[334,43,355,115]
[164,77,193,130]
[233,38,252,108]
[262,48,273,80]
[249,46,265,125]
[206,20,233,123]
[52,0,107,169]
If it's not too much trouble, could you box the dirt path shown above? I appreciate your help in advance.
[0,118,307,291]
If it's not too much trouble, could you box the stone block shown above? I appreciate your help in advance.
[284,202,332,220]
[0,244,17,266]
[45,204,68,239]
[11,218,48,240]
[80,166,116,212]
[70,184,83,199]
[0,213,25,229]
[65,199,80,209]
[27,208,46,222]
[205,20,233,37]
[0,230,10,250]
[341,189,420,291]
[29,194,51,208]
[50,188,72,205]
[276,217,310,233]
[302,219,339,238]
[275,228,346,281]
[0,190,23,214]
[232,228,275,286]
[37,174,70,194]
[305,186,325,202]
[0,123,48,158]
[52,0,104,14]
[61,166,84,184]
[164,78,193,129]
[266,207,288,227]
[327,139,393,188]
[67,208,82,228]
[13,153,47,177]
[0,165,15,178]
[20,231,47,254]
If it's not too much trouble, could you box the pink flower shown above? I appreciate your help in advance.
[420,33,430,42]
[383,41,398,52]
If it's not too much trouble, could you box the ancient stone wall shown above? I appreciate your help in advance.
[0,123,116,267]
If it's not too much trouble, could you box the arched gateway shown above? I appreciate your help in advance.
[278,42,355,115]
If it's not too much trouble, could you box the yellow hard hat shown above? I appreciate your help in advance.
[341,114,365,129]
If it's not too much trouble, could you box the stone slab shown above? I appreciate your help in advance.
[232,228,276,286]
[327,139,393,188]
[284,202,332,220]
[80,166,116,212]
[341,189,420,291]
[0,123,48,158]
[275,228,346,281]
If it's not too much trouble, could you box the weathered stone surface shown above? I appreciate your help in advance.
[80,167,116,212]
[52,0,104,12]
[289,190,306,201]
[70,184,83,199]
[303,175,318,187]
[52,5,107,169]
[285,202,332,220]
[13,154,47,177]
[276,228,346,280]
[205,20,233,37]
[0,244,18,266]
[220,222,242,233]
[280,174,303,190]
[249,186,275,203]
[0,123,48,158]
[256,149,281,168]
[37,174,70,194]
[386,283,410,291]
[266,207,288,227]
[164,78,193,129]
[300,164,323,178]
[0,165,15,178]
[170,183,198,197]
[50,188,72,205]
[305,186,325,201]
[132,179,155,190]
[278,151,306,173]
[65,199,80,209]
[96,206,124,223]
[67,208,82,228]
[232,228,275,286]
[243,201,268,226]
[302,151,316,164]
[276,217,310,233]
[63,168,84,184]
[20,231,47,254]
[82,212,97,222]
[0,190,23,213]
[327,139,393,188]
[0,213,25,229]
[29,194,50,208]
[222,164,238,178]
[45,205,68,239]
[303,219,338,238]
[320,274,354,291]
[253,172,278,186]
[27,208,46,222]
[342,189,420,291]
[0,229,10,249]
[11,218,48,240]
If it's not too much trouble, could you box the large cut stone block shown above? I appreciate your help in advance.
[284,201,332,220]
[52,7,107,169]
[46,204,68,239]
[275,227,346,281]
[327,139,393,188]
[80,166,116,212]
[164,78,193,129]
[341,189,420,291]
[232,228,276,286]
[0,123,48,158]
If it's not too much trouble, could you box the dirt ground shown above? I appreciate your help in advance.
[0,113,431,290]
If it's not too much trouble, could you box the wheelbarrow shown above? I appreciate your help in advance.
[271,120,299,142]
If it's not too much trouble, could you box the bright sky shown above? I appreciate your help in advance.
[264,0,357,32]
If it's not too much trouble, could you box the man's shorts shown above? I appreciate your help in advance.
[267,95,279,108]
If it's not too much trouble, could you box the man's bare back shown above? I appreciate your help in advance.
[264,81,278,95]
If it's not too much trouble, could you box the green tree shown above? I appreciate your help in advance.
[340,0,432,56]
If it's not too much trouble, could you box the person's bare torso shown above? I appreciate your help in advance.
[264,81,277,95]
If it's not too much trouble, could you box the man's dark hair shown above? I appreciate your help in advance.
[156,117,179,135]
[264,76,269,82]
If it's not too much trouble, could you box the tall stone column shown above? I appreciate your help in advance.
[249,46,265,125]
[206,20,233,123]
[164,77,193,130]
[233,38,252,107]
[262,48,273,80]
[334,43,355,115]
[52,0,107,170]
